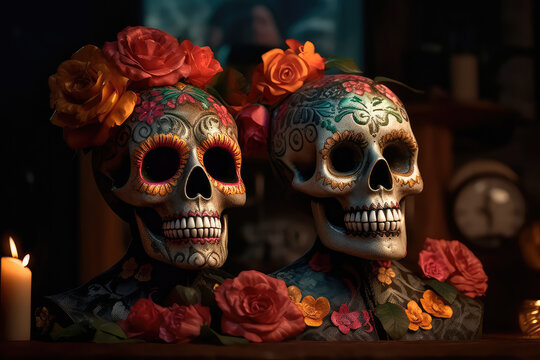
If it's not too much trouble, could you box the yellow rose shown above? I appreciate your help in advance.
[49,45,137,149]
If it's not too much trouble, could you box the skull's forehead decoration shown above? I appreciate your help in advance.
[270,75,423,260]
[94,83,246,269]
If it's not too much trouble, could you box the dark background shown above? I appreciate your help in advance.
[2,0,539,334]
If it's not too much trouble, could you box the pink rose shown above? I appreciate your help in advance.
[419,238,488,298]
[180,40,223,88]
[235,105,270,157]
[445,241,488,298]
[214,270,305,342]
[103,26,189,88]
[418,251,450,282]
[159,303,211,343]
[118,298,165,341]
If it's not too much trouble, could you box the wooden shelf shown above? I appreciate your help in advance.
[2,335,539,360]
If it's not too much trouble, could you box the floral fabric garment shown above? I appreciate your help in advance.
[272,239,483,341]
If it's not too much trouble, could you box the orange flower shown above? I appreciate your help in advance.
[296,296,331,327]
[285,39,326,81]
[405,301,432,331]
[287,285,330,327]
[49,45,137,149]
[420,290,453,318]
[249,49,309,105]
[134,263,153,282]
[377,267,396,285]
[287,285,302,303]
[180,40,223,88]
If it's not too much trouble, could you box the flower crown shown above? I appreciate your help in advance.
[49,26,223,149]
[230,39,362,156]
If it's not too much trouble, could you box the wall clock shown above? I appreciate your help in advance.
[449,160,527,248]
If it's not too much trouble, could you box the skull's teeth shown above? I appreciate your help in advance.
[344,208,402,237]
[162,215,222,244]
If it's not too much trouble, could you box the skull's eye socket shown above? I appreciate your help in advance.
[141,147,180,183]
[203,147,238,183]
[134,134,189,195]
[198,135,242,186]
[383,141,412,174]
[329,142,364,175]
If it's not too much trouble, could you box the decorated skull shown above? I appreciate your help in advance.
[270,75,423,260]
[93,83,246,269]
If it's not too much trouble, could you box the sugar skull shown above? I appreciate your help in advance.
[93,83,246,268]
[270,75,423,260]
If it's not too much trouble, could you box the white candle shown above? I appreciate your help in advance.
[1,237,31,341]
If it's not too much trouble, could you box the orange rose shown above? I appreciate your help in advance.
[420,290,453,319]
[405,301,432,331]
[180,40,223,88]
[49,45,137,149]
[285,39,326,81]
[249,49,309,106]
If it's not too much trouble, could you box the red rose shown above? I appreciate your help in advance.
[419,238,488,298]
[118,298,165,341]
[103,26,189,88]
[214,270,305,342]
[418,251,451,282]
[158,303,210,343]
[308,252,332,273]
[180,40,222,88]
[235,104,270,157]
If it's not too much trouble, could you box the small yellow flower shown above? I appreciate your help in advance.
[34,306,54,334]
[377,267,396,285]
[405,301,432,331]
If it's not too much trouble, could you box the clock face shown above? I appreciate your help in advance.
[453,176,526,247]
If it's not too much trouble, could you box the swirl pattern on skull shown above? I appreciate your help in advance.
[270,75,423,260]
[93,83,246,269]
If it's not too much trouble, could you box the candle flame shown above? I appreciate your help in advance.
[22,254,30,267]
[9,237,18,259]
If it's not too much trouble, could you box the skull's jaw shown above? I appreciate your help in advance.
[311,199,407,260]
[135,208,228,269]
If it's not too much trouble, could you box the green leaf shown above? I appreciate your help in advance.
[97,321,127,339]
[374,302,409,340]
[49,322,93,342]
[373,76,424,94]
[425,279,458,304]
[165,285,202,307]
[325,56,363,74]
[85,315,145,343]
[197,325,249,345]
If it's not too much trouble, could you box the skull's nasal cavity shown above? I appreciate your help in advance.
[369,159,393,191]
[186,167,212,199]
